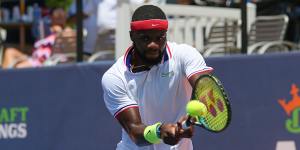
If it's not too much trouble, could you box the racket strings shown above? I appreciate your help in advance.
[205,109,228,130]
[194,77,230,132]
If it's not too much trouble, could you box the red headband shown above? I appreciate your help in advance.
[130,19,168,31]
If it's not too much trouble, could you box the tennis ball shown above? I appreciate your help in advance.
[186,100,207,117]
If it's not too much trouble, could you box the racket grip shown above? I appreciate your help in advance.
[182,117,192,129]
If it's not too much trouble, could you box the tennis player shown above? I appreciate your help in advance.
[102,5,213,150]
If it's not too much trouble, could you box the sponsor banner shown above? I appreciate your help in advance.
[278,84,300,134]
[0,107,28,139]
[0,62,120,150]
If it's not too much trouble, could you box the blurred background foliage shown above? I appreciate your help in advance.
[45,0,73,10]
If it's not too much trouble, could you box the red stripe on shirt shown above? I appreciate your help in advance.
[114,104,139,119]
[123,46,133,65]
[166,43,172,59]
[187,68,214,80]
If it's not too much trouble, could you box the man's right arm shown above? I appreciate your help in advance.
[102,72,151,146]
[115,107,149,146]
[102,72,188,146]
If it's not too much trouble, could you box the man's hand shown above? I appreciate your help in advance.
[160,116,195,145]
[160,123,180,145]
[177,115,195,138]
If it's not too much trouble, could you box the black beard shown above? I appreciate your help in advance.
[134,47,163,66]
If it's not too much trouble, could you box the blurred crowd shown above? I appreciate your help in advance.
[0,0,300,69]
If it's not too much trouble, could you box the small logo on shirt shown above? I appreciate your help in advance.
[161,71,174,77]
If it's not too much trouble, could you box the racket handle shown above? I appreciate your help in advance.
[182,117,192,129]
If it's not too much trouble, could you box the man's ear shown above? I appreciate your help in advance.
[129,31,133,41]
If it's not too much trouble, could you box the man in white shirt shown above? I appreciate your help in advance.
[98,0,167,32]
[69,0,102,55]
[96,0,167,51]
[102,5,213,150]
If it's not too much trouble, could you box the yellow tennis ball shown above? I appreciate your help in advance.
[186,100,207,117]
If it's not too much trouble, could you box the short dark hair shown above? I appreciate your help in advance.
[131,5,167,22]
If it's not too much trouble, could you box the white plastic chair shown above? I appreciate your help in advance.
[43,29,77,66]
[247,14,298,54]
[202,19,241,57]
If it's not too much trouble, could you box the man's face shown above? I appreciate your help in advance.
[51,8,67,27]
[131,30,167,65]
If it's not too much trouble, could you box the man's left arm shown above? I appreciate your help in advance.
[188,73,202,88]
[178,44,213,87]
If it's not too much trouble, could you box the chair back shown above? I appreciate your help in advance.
[53,29,77,54]
[43,29,77,66]
[248,15,289,45]
[116,3,256,58]
[205,19,240,54]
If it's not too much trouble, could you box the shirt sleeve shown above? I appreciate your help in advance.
[101,72,138,118]
[83,0,101,16]
[69,0,101,16]
[68,1,76,15]
[178,44,213,79]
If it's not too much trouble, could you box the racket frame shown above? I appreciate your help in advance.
[191,74,231,133]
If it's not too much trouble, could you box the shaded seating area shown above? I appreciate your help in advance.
[2,3,300,66]
[114,3,257,58]
[199,14,300,56]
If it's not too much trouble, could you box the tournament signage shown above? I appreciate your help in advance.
[0,107,29,139]
[278,84,300,134]
[274,84,300,149]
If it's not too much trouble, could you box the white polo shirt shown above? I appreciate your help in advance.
[102,41,213,150]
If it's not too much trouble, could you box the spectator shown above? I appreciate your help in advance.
[96,0,117,52]
[249,0,300,44]
[95,0,168,54]
[284,1,300,43]
[69,0,102,56]
[1,8,70,69]
[252,0,286,16]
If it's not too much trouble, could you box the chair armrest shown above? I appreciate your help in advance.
[203,43,227,57]
[257,41,298,54]
[43,53,76,66]
[87,50,114,62]
[247,42,268,54]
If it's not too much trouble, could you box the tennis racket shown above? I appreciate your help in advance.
[184,74,231,133]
